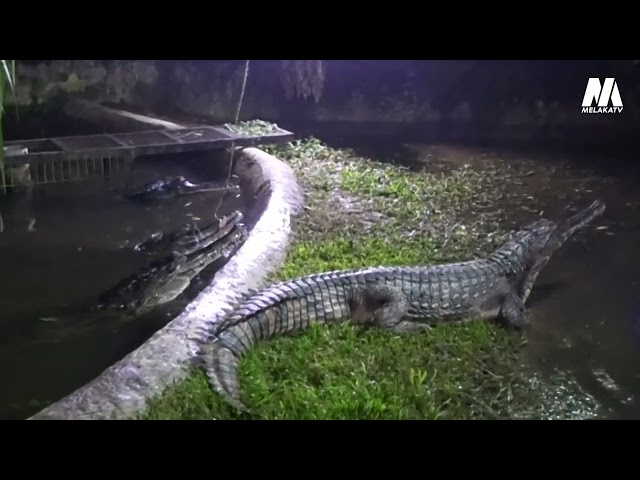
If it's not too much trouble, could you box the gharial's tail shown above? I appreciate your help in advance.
[196,341,248,412]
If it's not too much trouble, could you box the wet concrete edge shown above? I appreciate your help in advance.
[28,147,305,420]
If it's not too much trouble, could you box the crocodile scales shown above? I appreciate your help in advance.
[0,210,248,347]
[195,199,606,411]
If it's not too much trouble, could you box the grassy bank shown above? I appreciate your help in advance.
[141,138,598,420]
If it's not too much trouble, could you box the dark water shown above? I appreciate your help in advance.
[521,180,640,419]
[0,153,242,419]
[321,134,640,419]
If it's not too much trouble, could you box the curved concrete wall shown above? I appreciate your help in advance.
[29,148,304,420]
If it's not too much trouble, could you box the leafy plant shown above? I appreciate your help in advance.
[223,119,280,136]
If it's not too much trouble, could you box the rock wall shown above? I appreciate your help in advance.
[6,60,640,147]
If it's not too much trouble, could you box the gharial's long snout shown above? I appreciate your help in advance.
[183,179,240,194]
[558,199,606,242]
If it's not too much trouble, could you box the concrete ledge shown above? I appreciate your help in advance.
[63,98,188,132]
[28,147,304,420]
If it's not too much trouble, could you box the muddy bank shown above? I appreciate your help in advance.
[28,148,304,420]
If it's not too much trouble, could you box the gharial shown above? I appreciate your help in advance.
[125,175,239,202]
[1,210,248,347]
[192,199,606,411]
[97,210,247,314]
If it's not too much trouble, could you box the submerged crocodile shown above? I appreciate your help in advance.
[126,175,239,202]
[194,199,606,411]
[97,210,248,314]
[3,210,248,346]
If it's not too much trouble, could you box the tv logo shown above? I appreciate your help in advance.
[581,78,623,114]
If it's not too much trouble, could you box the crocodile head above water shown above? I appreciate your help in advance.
[134,210,245,257]
[500,199,606,303]
[126,175,239,201]
[96,210,248,314]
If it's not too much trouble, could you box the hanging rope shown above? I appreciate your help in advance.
[280,60,326,103]
[213,59,250,218]
[214,60,324,218]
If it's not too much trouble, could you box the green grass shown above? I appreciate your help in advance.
[144,322,527,420]
[139,136,599,420]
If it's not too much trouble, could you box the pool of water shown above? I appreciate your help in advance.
[0,152,243,419]
[511,165,640,419]
[322,135,640,419]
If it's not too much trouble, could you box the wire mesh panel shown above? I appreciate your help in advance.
[2,153,135,193]
[1,123,293,194]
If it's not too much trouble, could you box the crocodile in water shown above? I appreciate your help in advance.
[126,175,239,202]
[194,200,606,411]
[97,210,248,314]
[2,210,248,347]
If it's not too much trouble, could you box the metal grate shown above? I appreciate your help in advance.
[165,127,232,143]
[1,123,294,194]
[110,130,176,147]
[2,153,134,192]
[52,135,124,150]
